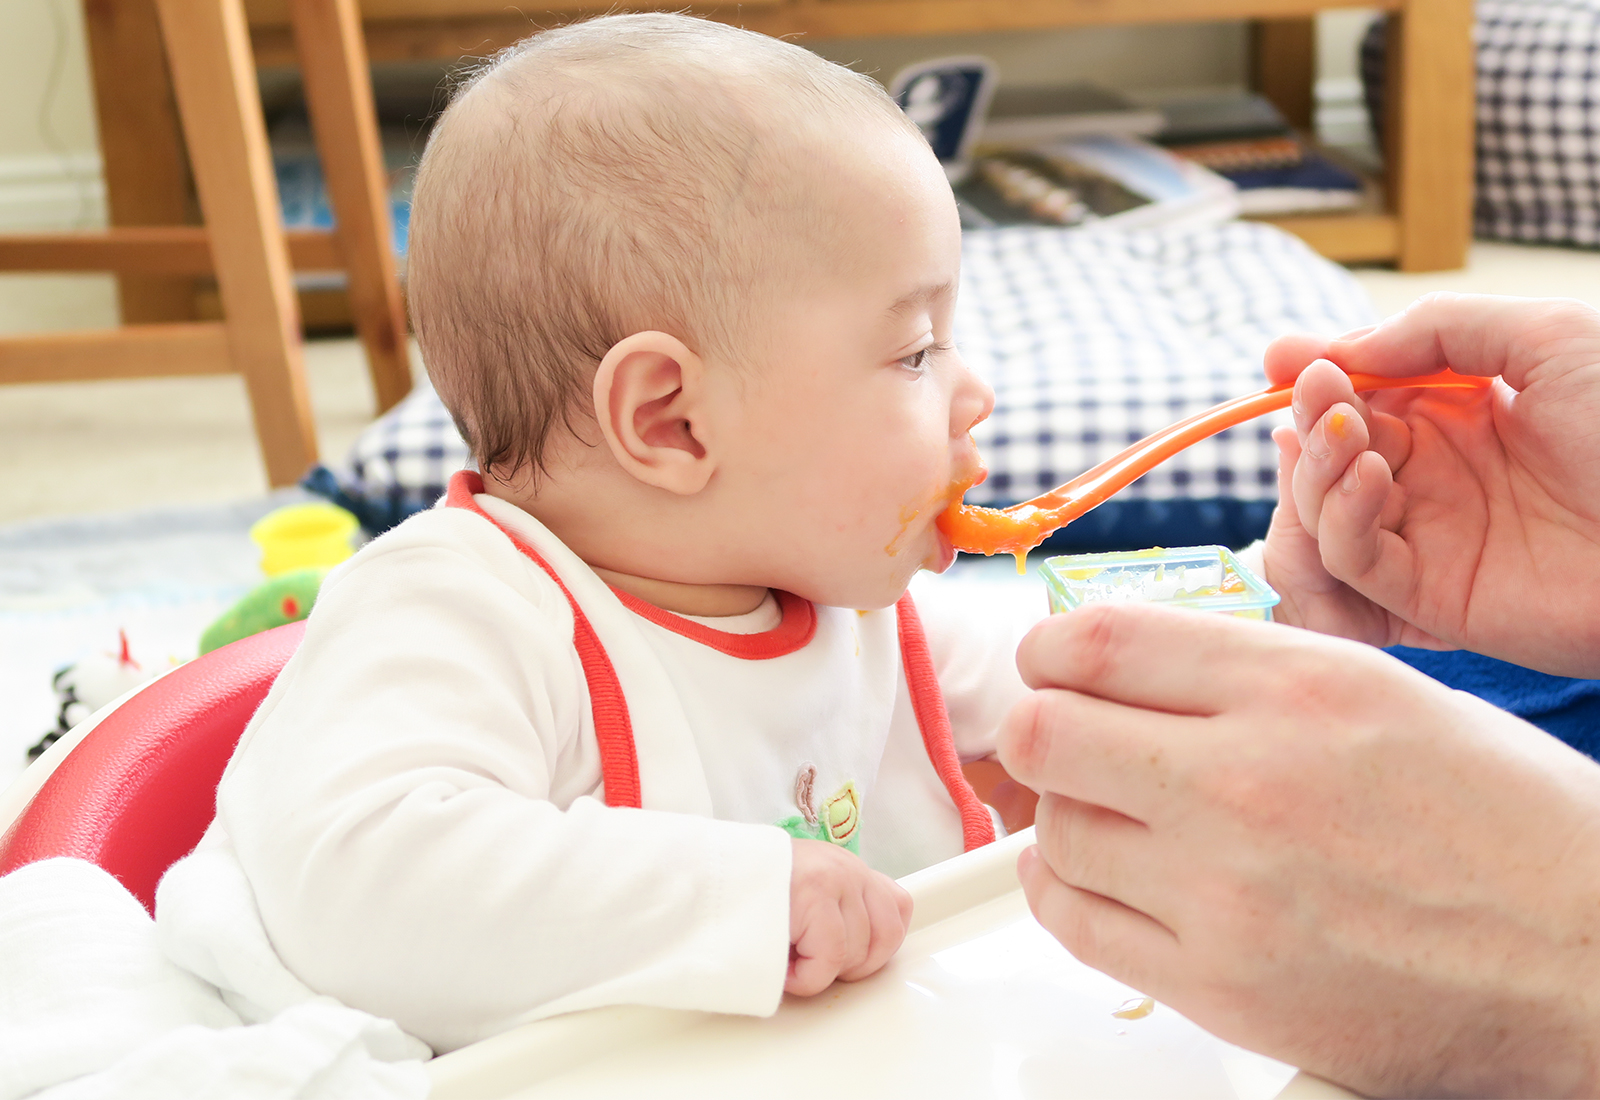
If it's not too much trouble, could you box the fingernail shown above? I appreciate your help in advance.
[1307,422,1331,460]
[1341,461,1361,493]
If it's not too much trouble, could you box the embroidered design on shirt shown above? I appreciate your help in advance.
[820,781,861,847]
[794,763,819,827]
[778,769,861,854]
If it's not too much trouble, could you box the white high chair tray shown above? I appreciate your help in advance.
[428,828,1357,1100]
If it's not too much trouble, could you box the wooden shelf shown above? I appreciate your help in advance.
[87,0,1473,344]
[1253,211,1400,262]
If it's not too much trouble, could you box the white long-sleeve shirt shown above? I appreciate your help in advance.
[195,483,1037,1053]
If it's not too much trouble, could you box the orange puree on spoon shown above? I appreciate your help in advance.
[939,370,1492,564]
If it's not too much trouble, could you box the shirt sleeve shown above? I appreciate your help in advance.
[908,572,1048,760]
[215,521,791,1054]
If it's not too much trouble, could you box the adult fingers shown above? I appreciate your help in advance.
[1327,293,1600,391]
[1313,450,1415,610]
[1018,845,1181,1001]
[1292,402,1370,539]
[999,686,1195,822]
[1033,793,1173,927]
[1366,409,1413,473]
[1262,332,1334,387]
[841,875,911,982]
[1014,601,1279,715]
[1291,359,1360,439]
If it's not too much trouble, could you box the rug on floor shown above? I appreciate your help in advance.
[0,491,314,789]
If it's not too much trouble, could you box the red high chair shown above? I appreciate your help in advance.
[0,622,305,914]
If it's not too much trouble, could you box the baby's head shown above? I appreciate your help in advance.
[409,14,992,610]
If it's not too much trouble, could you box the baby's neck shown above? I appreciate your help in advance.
[591,565,769,617]
[481,463,770,619]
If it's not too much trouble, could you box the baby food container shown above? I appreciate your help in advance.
[1041,545,1280,621]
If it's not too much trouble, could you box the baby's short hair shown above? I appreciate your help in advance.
[408,13,920,478]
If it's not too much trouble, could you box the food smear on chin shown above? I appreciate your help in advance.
[887,475,972,557]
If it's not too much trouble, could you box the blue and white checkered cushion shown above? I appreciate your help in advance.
[958,221,1372,508]
[321,221,1372,538]
[1363,0,1600,248]
[319,377,470,533]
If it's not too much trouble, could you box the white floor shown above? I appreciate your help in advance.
[4,240,1600,526]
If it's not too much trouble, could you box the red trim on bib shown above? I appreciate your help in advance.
[446,471,641,809]
[445,470,993,850]
[896,594,997,852]
[612,586,816,660]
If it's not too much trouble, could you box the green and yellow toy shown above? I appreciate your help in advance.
[199,567,328,654]
[197,501,361,654]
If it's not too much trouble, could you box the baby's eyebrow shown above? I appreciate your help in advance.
[886,281,954,318]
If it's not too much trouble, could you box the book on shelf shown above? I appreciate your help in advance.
[954,135,1238,232]
[1163,135,1366,216]
[980,83,1165,146]
[1156,91,1293,145]
[1153,93,1368,217]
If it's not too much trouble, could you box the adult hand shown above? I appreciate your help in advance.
[999,603,1600,1098]
[1260,293,1600,676]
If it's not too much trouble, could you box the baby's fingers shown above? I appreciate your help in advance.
[840,875,912,983]
[1292,403,1370,538]
[786,904,846,996]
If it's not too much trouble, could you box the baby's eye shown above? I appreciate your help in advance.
[897,340,953,373]
[898,348,931,373]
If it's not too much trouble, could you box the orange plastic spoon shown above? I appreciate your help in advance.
[939,370,1493,561]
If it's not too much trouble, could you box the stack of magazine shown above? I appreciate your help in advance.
[953,136,1238,231]
[1156,92,1367,216]
[890,58,1366,231]
[889,60,1238,232]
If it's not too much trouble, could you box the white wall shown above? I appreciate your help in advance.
[0,0,105,230]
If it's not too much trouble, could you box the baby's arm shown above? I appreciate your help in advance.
[218,533,795,1052]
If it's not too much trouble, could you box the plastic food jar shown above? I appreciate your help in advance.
[1041,545,1280,621]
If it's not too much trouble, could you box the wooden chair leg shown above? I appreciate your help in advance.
[289,0,414,415]
[82,0,195,325]
[152,0,318,488]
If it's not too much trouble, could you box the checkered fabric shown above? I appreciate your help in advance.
[958,221,1373,508]
[1363,1,1600,247]
[310,378,471,534]
[314,221,1371,532]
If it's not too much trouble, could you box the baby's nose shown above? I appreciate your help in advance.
[953,362,995,434]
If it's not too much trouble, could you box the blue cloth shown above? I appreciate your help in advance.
[1386,646,1600,761]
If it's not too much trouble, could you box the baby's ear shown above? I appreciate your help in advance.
[592,331,716,494]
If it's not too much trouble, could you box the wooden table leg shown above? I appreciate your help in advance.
[152,0,317,487]
[289,0,414,415]
[82,0,195,324]
[1388,0,1475,271]
[1250,17,1317,132]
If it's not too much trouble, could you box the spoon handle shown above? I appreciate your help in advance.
[942,371,1492,557]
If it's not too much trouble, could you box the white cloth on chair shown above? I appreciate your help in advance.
[0,857,428,1100]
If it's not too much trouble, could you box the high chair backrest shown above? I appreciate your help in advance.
[0,622,305,914]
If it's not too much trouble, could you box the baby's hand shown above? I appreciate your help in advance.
[785,839,912,996]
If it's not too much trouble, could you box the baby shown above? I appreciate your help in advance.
[204,13,1035,1053]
